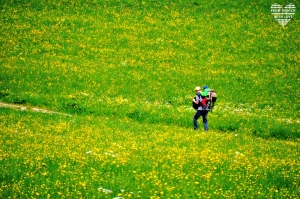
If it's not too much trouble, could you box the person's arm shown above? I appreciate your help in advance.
[193,95,199,104]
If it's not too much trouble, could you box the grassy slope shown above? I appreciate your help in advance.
[1,108,299,198]
[1,0,299,137]
[0,1,300,197]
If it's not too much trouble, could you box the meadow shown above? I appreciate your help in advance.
[1,0,300,198]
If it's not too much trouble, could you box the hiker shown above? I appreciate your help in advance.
[193,86,210,131]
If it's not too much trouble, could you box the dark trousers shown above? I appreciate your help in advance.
[193,110,208,131]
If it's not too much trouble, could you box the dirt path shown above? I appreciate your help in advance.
[0,101,72,116]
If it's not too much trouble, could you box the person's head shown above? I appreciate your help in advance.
[195,86,201,94]
[203,85,208,90]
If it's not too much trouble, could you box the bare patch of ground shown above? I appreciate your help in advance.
[0,101,72,116]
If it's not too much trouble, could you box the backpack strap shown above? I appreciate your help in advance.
[197,93,202,102]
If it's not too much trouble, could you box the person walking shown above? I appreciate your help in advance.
[193,86,210,131]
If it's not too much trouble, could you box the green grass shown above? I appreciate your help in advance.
[1,0,300,198]
[1,109,299,198]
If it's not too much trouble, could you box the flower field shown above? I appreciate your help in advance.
[1,109,300,198]
[1,0,299,198]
